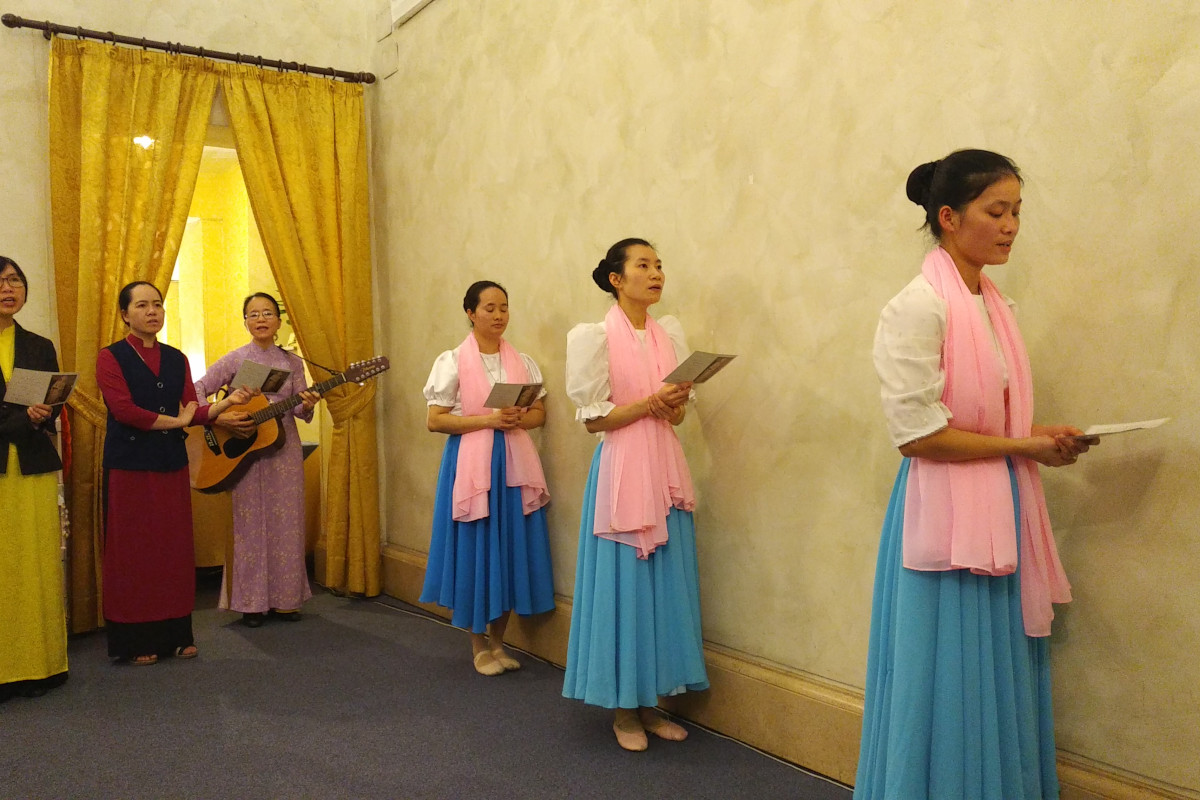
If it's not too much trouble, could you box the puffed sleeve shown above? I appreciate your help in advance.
[872,276,952,447]
[519,353,549,401]
[565,322,614,422]
[423,348,460,407]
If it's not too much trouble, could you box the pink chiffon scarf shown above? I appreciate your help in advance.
[903,247,1071,637]
[451,333,549,522]
[594,305,695,558]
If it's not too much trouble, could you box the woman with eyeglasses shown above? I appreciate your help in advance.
[0,256,69,702]
[97,282,252,665]
[194,292,319,627]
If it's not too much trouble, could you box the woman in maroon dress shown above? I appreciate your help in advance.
[96,282,249,665]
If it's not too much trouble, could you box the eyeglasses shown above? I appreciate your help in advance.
[0,276,26,289]
[245,311,278,321]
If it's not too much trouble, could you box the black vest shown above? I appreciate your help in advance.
[103,340,189,472]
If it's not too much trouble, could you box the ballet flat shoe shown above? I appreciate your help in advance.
[472,650,505,677]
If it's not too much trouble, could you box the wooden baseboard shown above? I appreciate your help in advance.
[381,544,1194,798]
[1058,754,1197,800]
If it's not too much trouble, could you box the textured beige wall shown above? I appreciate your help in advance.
[370,1,1200,791]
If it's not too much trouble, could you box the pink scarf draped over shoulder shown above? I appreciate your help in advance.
[593,305,695,558]
[903,247,1071,637]
[451,333,550,522]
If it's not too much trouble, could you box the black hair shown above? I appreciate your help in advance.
[906,149,1022,238]
[591,238,654,298]
[243,291,282,317]
[0,256,28,299]
[462,280,507,314]
[118,281,162,313]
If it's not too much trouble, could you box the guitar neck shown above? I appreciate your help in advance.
[248,373,347,425]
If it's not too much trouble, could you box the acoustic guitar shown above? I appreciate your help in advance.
[186,356,389,494]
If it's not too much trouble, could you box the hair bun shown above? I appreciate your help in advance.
[591,260,612,293]
[905,160,940,207]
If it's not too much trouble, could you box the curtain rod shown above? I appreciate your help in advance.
[2,13,375,84]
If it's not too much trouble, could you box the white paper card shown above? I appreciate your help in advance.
[484,382,542,409]
[229,361,292,394]
[662,351,737,384]
[1069,417,1170,439]
[3,368,79,406]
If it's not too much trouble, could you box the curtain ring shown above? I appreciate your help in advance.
[75,25,84,40]
[42,20,53,41]
[140,37,148,50]
[197,46,205,59]
[234,52,242,65]
[256,54,264,68]
[107,30,116,45]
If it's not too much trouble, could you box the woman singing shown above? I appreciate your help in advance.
[563,239,708,751]
[421,280,555,676]
[855,150,1093,799]
[0,257,69,702]
[196,292,318,627]
[97,281,249,665]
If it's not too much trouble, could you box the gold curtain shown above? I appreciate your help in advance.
[48,39,217,631]
[220,67,381,597]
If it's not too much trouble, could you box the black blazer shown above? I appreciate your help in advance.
[0,322,64,476]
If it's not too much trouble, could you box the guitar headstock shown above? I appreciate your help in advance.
[344,356,391,385]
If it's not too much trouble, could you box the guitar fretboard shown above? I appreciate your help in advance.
[248,373,349,425]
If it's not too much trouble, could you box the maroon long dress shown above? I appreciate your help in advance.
[97,334,215,659]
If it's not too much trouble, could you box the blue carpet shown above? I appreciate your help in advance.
[0,575,850,800]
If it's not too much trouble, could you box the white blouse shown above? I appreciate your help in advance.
[423,344,547,416]
[565,314,691,424]
[873,275,1013,448]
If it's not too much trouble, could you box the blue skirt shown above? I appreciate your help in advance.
[855,459,1059,800]
[420,432,555,633]
[562,442,709,709]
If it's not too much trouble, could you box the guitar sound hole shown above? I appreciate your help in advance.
[222,431,258,459]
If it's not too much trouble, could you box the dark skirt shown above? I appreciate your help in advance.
[105,616,194,660]
[0,671,68,703]
[103,467,196,658]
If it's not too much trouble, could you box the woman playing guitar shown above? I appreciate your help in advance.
[195,292,319,628]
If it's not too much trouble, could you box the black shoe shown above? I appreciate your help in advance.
[242,613,266,628]
[269,609,302,622]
